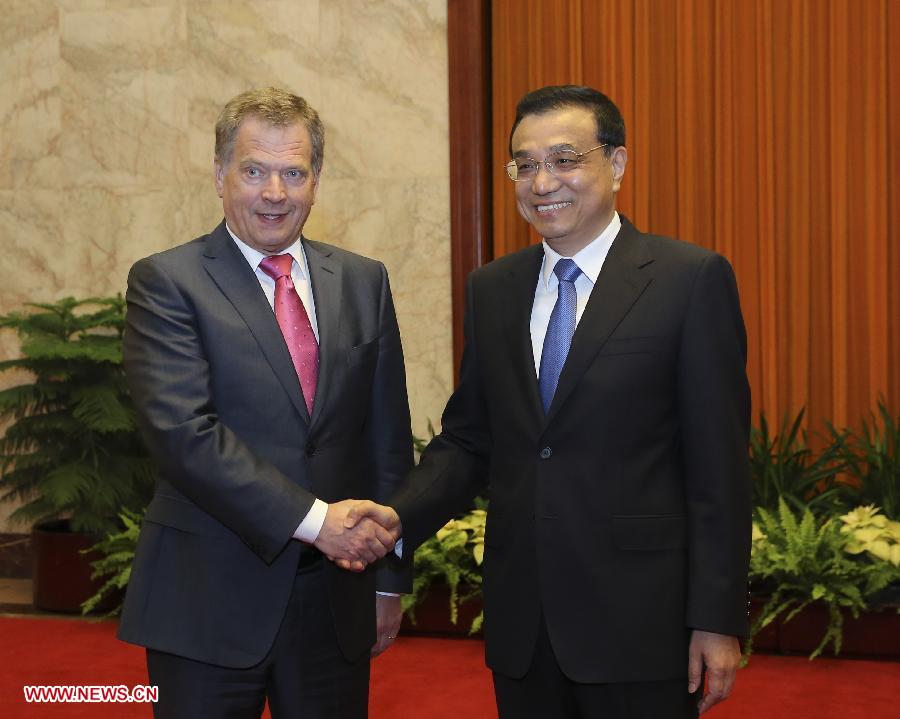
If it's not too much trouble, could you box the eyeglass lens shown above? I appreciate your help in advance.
[507,151,580,181]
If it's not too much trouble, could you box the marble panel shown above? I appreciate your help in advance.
[186,0,322,175]
[57,0,179,9]
[0,190,66,307]
[0,187,193,304]
[0,1,60,190]
[58,4,189,189]
[172,174,228,243]
[65,185,217,293]
[319,0,448,181]
[311,176,451,434]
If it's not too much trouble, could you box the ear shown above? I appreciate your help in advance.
[214,158,225,199]
[310,169,321,204]
[610,146,627,192]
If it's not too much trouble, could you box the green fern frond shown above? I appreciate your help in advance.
[778,497,800,537]
[72,385,133,433]
[81,507,140,616]
[21,334,121,364]
[3,411,83,440]
[8,494,64,529]
[0,384,44,412]
[469,612,484,635]
[41,463,97,507]
[809,605,844,660]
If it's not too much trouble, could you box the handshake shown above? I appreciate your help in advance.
[313,499,402,572]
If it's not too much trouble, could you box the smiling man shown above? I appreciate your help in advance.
[379,85,753,718]
[118,88,412,718]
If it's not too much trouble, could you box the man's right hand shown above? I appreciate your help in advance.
[314,499,401,572]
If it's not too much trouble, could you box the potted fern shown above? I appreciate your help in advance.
[0,296,154,611]
[401,498,486,636]
[748,499,900,659]
[400,424,486,635]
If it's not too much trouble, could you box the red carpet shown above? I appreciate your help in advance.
[1,616,898,718]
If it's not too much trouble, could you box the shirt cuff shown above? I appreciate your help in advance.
[376,592,400,597]
[293,498,328,543]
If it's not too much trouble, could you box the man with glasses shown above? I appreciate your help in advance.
[367,85,751,718]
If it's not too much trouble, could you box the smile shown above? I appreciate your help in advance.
[536,202,572,213]
[259,213,286,221]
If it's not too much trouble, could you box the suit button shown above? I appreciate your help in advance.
[539,447,552,459]
[305,444,316,457]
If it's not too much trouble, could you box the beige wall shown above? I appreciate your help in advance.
[0,0,452,531]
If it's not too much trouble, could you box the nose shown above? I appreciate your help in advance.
[262,174,287,203]
[530,161,560,195]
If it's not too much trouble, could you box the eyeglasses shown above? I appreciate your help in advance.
[505,144,607,182]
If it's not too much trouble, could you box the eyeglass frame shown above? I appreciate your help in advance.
[504,144,609,182]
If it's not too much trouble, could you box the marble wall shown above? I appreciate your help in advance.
[0,0,451,530]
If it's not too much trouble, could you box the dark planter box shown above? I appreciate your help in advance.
[31,519,108,613]
[404,588,900,658]
[403,584,900,657]
[401,583,483,638]
[777,602,900,659]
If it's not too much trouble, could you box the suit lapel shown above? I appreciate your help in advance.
[544,218,654,425]
[501,245,546,422]
[302,238,342,428]
[200,222,311,423]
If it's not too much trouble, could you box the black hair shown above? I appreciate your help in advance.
[508,85,626,157]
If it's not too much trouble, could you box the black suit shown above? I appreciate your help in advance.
[118,222,412,711]
[393,217,751,699]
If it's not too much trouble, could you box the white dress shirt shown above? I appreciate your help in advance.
[530,212,621,375]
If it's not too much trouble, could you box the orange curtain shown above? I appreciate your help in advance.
[491,0,900,431]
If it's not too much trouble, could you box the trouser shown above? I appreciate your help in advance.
[493,616,700,719]
[147,560,370,719]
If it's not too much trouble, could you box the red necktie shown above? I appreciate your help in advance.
[259,254,319,415]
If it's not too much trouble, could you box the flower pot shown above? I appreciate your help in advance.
[401,583,483,637]
[31,519,107,613]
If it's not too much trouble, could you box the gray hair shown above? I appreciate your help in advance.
[215,87,325,175]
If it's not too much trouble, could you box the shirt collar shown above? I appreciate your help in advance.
[539,212,621,289]
[226,223,311,279]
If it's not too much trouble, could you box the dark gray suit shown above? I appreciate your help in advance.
[118,221,413,673]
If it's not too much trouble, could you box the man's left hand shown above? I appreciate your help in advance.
[372,594,403,657]
[688,629,741,714]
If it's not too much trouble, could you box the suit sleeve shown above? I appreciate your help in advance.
[367,265,416,593]
[124,257,316,564]
[390,273,491,551]
[678,253,752,637]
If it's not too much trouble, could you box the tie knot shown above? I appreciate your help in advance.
[259,254,294,280]
[554,258,582,284]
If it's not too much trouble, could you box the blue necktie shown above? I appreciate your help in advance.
[539,258,582,413]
